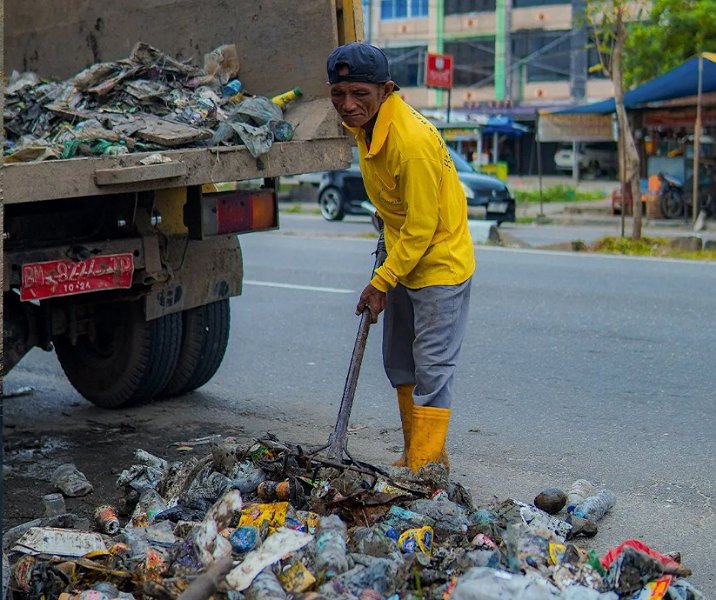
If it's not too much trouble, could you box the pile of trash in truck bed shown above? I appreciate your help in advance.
[2,434,703,600]
[3,42,301,162]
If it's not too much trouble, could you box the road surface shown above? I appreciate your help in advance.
[4,218,714,593]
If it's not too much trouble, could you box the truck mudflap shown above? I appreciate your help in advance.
[145,235,243,321]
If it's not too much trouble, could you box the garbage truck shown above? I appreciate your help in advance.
[2,0,361,407]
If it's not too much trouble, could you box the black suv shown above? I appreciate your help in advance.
[317,146,516,223]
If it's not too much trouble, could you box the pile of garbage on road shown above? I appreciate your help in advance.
[3,42,302,162]
[2,435,703,600]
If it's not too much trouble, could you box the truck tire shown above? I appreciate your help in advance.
[160,299,231,398]
[55,301,182,408]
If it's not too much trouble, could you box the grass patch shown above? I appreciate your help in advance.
[515,185,606,204]
[592,236,716,260]
[279,204,322,216]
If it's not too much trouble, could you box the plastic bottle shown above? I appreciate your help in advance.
[130,488,167,527]
[271,87,303,110]
[42,493,66,517]
[257,480,292,501]
[229,526,260,553]
[245,568,287,600]
[51,463,94,497]
[566,479,596,513]
[223,79,243,97]
[572,489,616,522]
[315,514,349,577]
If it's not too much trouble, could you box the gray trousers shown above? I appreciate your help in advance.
[382,278,472,408]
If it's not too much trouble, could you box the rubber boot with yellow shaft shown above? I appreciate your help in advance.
[392,384,415,466]
[407,405,450,472]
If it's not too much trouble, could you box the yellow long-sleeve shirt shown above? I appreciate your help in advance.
[345,94,475,291]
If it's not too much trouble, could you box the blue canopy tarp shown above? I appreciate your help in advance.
[482,116,530,136]
[554,53,716,114]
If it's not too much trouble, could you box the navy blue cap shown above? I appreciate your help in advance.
[327,43,400,90]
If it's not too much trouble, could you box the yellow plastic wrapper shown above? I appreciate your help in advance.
[548,542,567,566]
[239,502,289,534]
[398,525,433,556]
[278,561,316,593]
[296,510,321,535]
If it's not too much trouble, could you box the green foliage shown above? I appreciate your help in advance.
[514,185,606,203]
[623,0,716,86]
[593,236,716,260]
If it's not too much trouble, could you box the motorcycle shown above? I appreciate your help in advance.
[658,167,716,220]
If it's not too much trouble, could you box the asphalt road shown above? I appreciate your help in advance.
[4,217,715,593]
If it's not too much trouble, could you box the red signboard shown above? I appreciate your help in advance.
[21,253,134,301]
[425,53,454,89]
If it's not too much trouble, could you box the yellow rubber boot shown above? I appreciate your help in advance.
[392,384,415,467]
[407,406,450,472]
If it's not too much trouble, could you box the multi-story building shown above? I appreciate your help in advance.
[361,0,620,174]
[362,0,614,113]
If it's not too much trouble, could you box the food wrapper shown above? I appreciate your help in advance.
[633,576,672,600]
[548,542,567,566]
[398,525,433,556]
[239,502,289,534]
[278,561,316,593]
[296,510,320,535]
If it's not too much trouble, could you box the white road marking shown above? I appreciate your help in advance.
[244,280,354,294]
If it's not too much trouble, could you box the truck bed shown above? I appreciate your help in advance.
[3,99,351,204]
[3,0,357,203]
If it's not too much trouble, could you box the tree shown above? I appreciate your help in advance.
[624,0,716,87]
[587,0,643,240]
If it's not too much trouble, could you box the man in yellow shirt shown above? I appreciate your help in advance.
[326,43,475,472]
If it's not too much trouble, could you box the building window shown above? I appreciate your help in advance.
[513,0,569,6]
[383,46,428,87]
[380,0,428,20]
[445,0,496,13]
[443,38,495,87]
[512,29,571,82]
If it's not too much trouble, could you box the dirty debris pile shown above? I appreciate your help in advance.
[2,436,704,600]
[3,43,301,162]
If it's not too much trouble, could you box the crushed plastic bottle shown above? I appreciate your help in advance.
[130,488,168,527]
[315,514,350,577]
[573,490,616,523]
[566,480,596,513]
[51,463,94,497]
[42,493,66,517]
[245,567,287,600]
[452,566,560,600]
[230,526,260,553]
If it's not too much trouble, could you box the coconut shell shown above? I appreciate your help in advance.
[534,487,567,514]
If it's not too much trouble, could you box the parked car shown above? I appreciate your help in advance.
[554,142,617,176]
[317,146,516,223]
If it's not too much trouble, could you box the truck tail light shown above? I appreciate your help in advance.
[186,187,278,239]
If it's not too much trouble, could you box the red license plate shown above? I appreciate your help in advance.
[21,253,135,301]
